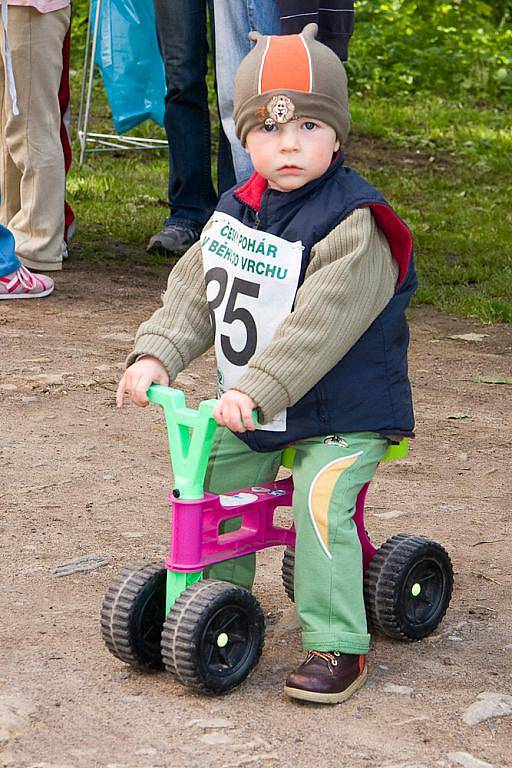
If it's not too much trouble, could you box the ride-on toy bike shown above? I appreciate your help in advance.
[101,385,453,694]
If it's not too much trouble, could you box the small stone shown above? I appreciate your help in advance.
[22,396,40,404]
[102,332,134,343]
[440,504,466,512]
[70,749,98,759]
[447,752,494,768]
[121,694,144,703]
[374,510,408,519]
[383,683,414,696]
[27,763,76,768]
[102,474,114,480]
[121,532,145,539]
[448,635,464,642]
[52,554,110,577]
[112,672,131,681]
[462,692,512,725]
[382,764,427,768]
[199,732,233,746]
[0,696,34,744]
[448,333,489,342]
[36,373,64,385]
[503,644,512,651]
[379,665,389,671]
[186,718,234,730]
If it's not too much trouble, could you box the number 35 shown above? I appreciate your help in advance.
[205,267,260,366]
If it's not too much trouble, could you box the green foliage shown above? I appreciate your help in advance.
[349,96,512,324]
[66,0,512,323]
[348,0,512,104]
[70,0,89,66]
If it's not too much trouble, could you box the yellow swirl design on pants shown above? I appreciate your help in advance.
[307,452,362,559]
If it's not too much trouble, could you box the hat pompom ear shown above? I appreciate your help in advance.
[301,23,318,41]
[248,31,262,43]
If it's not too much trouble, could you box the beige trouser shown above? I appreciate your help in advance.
[0,5,70,271]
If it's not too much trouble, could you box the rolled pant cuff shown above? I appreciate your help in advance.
[302,631,370,655]
[21,257,62,272]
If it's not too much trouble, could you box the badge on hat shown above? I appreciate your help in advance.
[266,94,295,124]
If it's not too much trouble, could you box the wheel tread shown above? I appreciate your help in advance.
[364,535,453,641]
[101,559,166,668]
[161,579,265,693]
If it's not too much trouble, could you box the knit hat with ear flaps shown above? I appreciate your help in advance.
[234,23,350,148]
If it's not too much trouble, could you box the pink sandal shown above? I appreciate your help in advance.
[0,265,54,300]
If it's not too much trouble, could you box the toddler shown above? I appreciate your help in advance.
[118,24,416,704]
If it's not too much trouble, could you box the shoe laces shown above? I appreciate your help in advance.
[17,266,36,290]
[306,651,341,667]
[165,224,198,238]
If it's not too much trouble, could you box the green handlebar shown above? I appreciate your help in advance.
[147,385,259,500]
[147,384,408,498]
[147,385,217,500]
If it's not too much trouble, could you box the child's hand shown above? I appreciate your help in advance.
[213,390,257,432]
[116,356,170,408]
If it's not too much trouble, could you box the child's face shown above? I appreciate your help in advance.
[246,118,340,193]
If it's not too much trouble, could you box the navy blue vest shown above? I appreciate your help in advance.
[214,154,417,452]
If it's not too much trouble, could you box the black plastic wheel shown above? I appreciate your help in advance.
[364,534,453,641]
[161,580,265,694]
[281,547,295,603]
[101,560,166,669]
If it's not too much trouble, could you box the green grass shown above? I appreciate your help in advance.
[68,61,512,323]
[349,97,512,323]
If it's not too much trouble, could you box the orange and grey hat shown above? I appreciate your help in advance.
[233,23,350,148]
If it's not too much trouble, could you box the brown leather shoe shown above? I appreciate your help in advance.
[284,651,367,704]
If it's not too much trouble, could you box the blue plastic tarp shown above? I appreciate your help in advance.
[91,0,166,133]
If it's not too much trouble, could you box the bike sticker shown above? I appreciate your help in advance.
[201,213,303,432]
[219,492,258,507]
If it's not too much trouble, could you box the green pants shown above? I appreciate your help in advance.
[204,429,388,655]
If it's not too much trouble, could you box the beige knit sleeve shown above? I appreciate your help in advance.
[126,239,213,379]
[232,207,399,423]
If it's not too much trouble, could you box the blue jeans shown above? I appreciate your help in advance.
[213,0,281,182]
[0,223,19,276]
[153,0,236,230]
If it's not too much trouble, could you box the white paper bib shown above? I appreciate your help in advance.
[201,213,303,431]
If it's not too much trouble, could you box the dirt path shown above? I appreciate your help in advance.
[1,257,511,768]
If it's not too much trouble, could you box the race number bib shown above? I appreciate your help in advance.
[201,213,303,431]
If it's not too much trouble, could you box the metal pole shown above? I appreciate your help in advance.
[79,0,102,165]
[77,0,92,141]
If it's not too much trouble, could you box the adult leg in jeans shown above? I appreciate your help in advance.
[149,0,217,256]
[208,1,237,194]
[213,0,281,183]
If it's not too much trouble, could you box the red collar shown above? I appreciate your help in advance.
[234,171,268,212]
